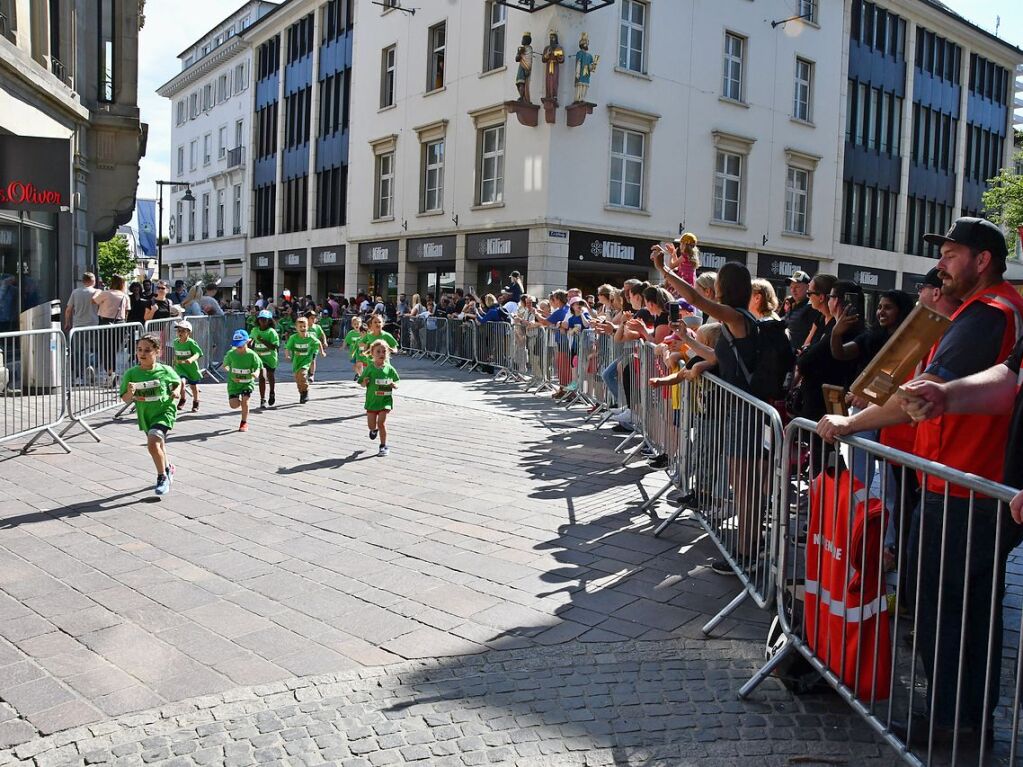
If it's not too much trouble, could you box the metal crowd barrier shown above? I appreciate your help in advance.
[204,313,247,381]
[473,322,513,378]
[63,322,144,442]
[0,329,70,453]
[740,417,1023,767]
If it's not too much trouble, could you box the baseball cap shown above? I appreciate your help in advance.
[923,216,1008,261]
[920,267,943,289]
[174,320,192,331]
[788,271,812,284]
[258,309,273,320]
[231,329,250,347]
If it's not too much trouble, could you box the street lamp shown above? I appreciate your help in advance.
[155,180,195,280]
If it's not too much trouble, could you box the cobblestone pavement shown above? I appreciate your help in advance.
[0,353,894,764]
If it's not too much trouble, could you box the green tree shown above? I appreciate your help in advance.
[96,235,137,285]
[982,148,1023,257]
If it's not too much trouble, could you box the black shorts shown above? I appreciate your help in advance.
[229,388,253,402]
[146,423,171,441]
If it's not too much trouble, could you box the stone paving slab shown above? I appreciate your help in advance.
[1,352,895,763]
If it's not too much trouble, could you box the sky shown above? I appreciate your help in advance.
[132,0,1023,234]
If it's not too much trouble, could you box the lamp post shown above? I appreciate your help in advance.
[155,180,195,281]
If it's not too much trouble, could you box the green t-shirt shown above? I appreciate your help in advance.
[120,363,180,432]
[359,362,400,411]
[286,333,321,371]
[172,337,203,382]
[357,331,398,363]
[249,326,280,369]
[222,347,264,396]
[343,329,365,359]
[310,323,328,347]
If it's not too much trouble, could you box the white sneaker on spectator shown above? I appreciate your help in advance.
[612,408,632,424]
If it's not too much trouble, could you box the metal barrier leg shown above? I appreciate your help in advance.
[22,426,71,454]
[641,479,674,514]
[702,588,750,636]
[653,491,696,537]
[737,639,795,700]
[60,417,101,443]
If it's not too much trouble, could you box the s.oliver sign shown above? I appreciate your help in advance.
[0,136,71,211]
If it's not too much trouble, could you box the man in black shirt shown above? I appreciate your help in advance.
[784,270,819,350]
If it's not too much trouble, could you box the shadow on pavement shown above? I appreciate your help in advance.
[277,450,373,473]
[1,490,158,527]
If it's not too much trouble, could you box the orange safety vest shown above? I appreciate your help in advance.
[805,468,891,701]
[913,281,1023,497]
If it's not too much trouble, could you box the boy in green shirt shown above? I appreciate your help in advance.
[356,314,399,367]
[222,329,263,431]
[119,333,182,496]
[304,310,329,382]
[172,319,203,413]
[249,310,280,408]
[285,317,325,404]
[343,315,366,381]
[359,339,400,457]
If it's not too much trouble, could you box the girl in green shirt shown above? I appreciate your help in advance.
[343,315,366,381]
[357,314,399,367]
[119,334,182,496]
[359,339,400,457]
[285,317,326,404]
[249,310,280,408]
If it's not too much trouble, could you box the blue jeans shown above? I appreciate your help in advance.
[601,359,619,407]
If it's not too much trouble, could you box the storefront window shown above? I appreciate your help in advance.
[0,211,57,332]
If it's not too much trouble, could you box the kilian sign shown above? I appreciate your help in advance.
[312,245,345,268]
[407,235,456,264]
[252,252,273,270]
[278,249,307,270]
[358,240,398,266]
[0,136,71,211]
[465,229,528,261]
[838,263,897,291]
[757,253,820,281]
[568,230,659,269]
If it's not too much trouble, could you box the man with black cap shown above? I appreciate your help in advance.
[818,216,1023,745]
[783,270,819,351]
[915,266,960,316]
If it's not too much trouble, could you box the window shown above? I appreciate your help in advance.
[722,32,745,102]
[286,15,314,64]
[216,189,225,237]
[232,185,242,234]
[618,0,646,73]
[176,100,186,125]
[380,45,396,108]
[98,0,115,101]
[254,184,275,237]
[484,1,506,72]
[177,146,184,177]
[282,175,308,233]
[285,87,312,148]
[203,133,212,165]
[421,139,444,212]
[190,92,199,119]
[478,125,505,205]
[315,166,347,228]
[713,151,742,223]
[201,193,210,239]
[218,73,229,102]
[609,128,644,209]
[793,58,813,121]
[233,62,248,94]
[255,103,278,159]
[204,82,213,111]
[798,0,818,24]
[256,36,280,81]
[784,167,810,234]
[323,0,352,44]
[175,202,183,244]
[189,139,198,171]
[188,199,195,241]
[375,152,394,219]
[218,126,227,158]
[427,22,446,91]
[319,70,350,136]
[235,119,244,149]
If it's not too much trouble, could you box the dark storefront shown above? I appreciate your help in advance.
[757,253,821,294]
[312,245,345,299]
[0,136,70,331]
[408,235,456,300]
[252,252,273,299]
[466,229,528,296]
[278,248,307,298]
[567,230,658,295]
[358,240,398,301]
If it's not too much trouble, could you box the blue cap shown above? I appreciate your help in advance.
[258,309,273,320]
[232,329,250,347]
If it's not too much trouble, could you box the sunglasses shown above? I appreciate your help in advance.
[807,291,824,297]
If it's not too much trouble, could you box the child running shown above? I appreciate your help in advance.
[119,333,182,496]
[172,319,203,412]
[285,317,325,404]
[304,310,328,382]
[343,316,366,381]
[356,314,398,369]
[249,309,280,408]
[222,329,263,431]
[359,339,400,457]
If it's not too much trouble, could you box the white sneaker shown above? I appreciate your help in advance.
[612,408,632,424]
[378,445,389,457]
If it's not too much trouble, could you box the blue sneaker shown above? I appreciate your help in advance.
[165,465,175,487]
[155,475,170,496]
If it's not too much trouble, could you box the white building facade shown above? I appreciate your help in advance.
[157,1,275,296]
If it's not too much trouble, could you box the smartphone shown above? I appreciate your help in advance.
[844,299,859,316]
[668,302,682,323]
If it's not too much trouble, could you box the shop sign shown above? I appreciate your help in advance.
[697,246,747,272]
[548,230,568,240]
[756,253,819,280]
[278,249,307,270]
[838,263,897,291]
[466,229,528,261]
[0,136,71,211]
[568,230,659,267]
[252,252,273,270]
[312,245,345,267]
[407,235,456,263]
[358,240,398,266]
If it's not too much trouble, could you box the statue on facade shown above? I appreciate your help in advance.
[514,33,534,104]
[541,30,565,104]
[573,33,599,104]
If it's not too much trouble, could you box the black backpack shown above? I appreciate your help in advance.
[721,309,795,402]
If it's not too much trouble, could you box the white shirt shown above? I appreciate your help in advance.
[503,301,518,315]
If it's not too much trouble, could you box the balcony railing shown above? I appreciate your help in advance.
[216,229,224,237]
[233,225,241,235]
[50,57,70,87]
[226,146,244,168]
